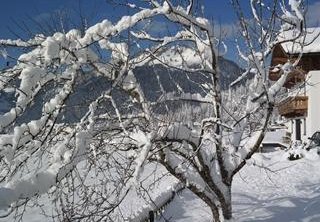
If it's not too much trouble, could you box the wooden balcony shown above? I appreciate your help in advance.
[269,67,306,88]
[278,96,308,118]
[269,68,281,81]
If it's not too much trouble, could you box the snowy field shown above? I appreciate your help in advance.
[1,149,320,222]
[157,150,320,222]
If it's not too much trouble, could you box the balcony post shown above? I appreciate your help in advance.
[295,119,301,141]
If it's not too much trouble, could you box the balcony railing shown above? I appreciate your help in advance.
[278,96,308,118]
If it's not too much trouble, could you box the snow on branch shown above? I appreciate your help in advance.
[0,0,309,221]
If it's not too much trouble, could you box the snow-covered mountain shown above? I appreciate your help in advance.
[0,57,243,123]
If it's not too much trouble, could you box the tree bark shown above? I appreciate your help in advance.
[207,185,232,221]
[220,185,232,220]
[210,203,221,222]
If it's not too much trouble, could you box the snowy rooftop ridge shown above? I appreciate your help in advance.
[279,27,320,54]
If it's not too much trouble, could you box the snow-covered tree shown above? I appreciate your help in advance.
[0,0,306,221]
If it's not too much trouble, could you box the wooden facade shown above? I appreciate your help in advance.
[269,44,320,88]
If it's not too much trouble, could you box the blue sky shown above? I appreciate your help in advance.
[0,0,235,38]
[0,0,319,61]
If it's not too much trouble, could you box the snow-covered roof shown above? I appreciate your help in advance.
[280,27,320,54]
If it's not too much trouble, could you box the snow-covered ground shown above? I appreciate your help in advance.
[1,149,320,222]
[157,150,320,222]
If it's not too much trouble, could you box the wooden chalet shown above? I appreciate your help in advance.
[270,28,320,119]
[270,28,320,140]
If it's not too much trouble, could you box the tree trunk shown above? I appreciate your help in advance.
[210,204,221,222]
[207,185,232,222]
[220,185,232,220]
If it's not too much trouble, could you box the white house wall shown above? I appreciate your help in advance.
[306,70,320,138]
